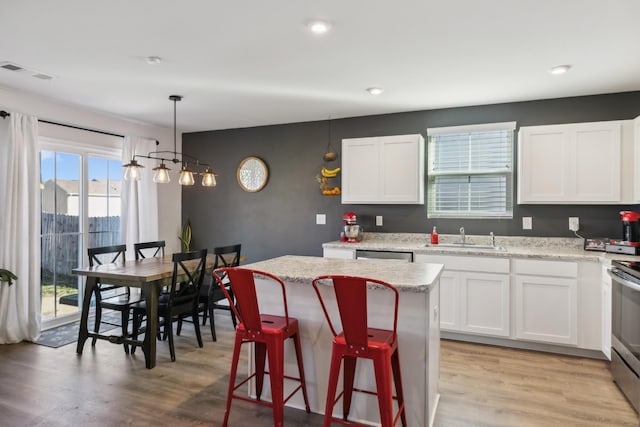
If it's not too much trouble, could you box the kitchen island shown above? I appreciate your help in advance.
[239,255,443,427]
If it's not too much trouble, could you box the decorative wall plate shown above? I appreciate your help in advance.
[237,156,268,192]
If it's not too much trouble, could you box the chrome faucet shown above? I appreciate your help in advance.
[459,227,465,244]
[490,232,495,247]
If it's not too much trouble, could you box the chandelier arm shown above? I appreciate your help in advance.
[123,95,216,187]
[132,152,211,168]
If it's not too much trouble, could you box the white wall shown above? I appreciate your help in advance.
[0,85,182,253]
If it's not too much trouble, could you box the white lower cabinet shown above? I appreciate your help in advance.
[438,271,459,330]
[416,254,510,338]
[513,259,579,346]
[514,274,578,345]
[459,272,510,337]
[601,260,612,360]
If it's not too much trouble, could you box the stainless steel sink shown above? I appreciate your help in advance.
[427,243,506,251]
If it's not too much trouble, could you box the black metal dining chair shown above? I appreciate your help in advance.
[200,244,241,341]
[132,249,208,362]
[88,244,142,354]
[134,240,166,260]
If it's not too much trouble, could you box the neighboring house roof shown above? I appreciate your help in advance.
[45,179,121,196]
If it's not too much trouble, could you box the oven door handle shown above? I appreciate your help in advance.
[608,268,640,292]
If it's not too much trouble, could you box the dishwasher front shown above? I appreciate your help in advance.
[355,249,413,262]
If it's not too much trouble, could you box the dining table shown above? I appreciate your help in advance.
[73,253,216,369]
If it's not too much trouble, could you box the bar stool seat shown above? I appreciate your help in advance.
[312,275,407,427]
[214,267,310,427]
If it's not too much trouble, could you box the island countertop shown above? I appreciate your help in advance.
[241,255,443,292]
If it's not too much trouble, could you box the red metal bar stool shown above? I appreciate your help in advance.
[213,267,310,427]
[312,275,407,427]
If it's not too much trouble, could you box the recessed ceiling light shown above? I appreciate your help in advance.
[145,56,162,65]
[549,64,571,75]
[366,86,384,96]
[307,20,331,35]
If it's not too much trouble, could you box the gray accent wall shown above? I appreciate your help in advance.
[183,92,640,263]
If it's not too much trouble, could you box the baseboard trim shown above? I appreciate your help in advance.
[441,331,607,360]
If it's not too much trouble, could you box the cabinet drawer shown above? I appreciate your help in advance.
[323,248,355,259]
[513,259,577,277]
[425,255,509,274]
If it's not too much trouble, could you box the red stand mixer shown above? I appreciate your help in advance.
[341,212,363,243]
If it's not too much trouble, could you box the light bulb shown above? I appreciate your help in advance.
[308,20,331,35]
[123,159,143,181]
[201,168,217,187]
[178,166,195,186]
[152,163,171,184]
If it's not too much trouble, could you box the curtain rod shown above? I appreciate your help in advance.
[0,109,125,139]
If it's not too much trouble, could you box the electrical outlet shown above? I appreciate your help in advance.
[376,216,383,226]
[316,214,326,225]
[522,217,532,230]
[569,217,579,232]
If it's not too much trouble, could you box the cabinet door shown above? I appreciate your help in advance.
[438,271,459,331]
[515,275,578,345]
[601,264,612,360]
[518,126,569,203]
[459,273,510,337]
[634,116,640,201]
[573,122,621,202]
[379,136,424,203]
[341,137,380,203]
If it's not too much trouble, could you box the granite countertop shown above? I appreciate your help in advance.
[323,233,640,263]
[241,255,443,292]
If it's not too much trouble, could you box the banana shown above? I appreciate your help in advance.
[325,166,341,174]
[321,167,341,178]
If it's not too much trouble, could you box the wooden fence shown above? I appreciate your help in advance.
[41,213,120,287]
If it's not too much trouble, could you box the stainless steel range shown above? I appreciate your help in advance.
[609,260,640,412]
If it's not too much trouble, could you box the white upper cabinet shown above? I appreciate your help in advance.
[634,116,640,201]
[518,121,630,204]
[341,134,425,204]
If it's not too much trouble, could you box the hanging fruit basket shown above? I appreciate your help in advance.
[315,118,341,195]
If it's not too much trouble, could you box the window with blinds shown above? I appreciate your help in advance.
[427,122,515,218]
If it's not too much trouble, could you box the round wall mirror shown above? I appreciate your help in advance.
[237,156,269,192]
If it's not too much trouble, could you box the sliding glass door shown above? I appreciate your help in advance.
[40,151,82,321]
[40,141,121,326]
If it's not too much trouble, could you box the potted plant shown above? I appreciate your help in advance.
[0,268,17,285]
[179,219,192,253]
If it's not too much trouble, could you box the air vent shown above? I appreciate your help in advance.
[0,62,25,72]
[32,73,53,80]
[0,61,55,81]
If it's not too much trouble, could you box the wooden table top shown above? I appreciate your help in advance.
[72,254,217,283]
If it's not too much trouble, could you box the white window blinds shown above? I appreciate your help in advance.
[427,122,515,218]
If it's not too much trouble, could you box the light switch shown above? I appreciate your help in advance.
[316,214,326,225]
[522,217,532,230]
[376,216,383,226]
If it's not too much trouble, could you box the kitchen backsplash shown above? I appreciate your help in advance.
[361,232,584,250]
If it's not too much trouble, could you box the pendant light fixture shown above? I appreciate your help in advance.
[123,95,217,187]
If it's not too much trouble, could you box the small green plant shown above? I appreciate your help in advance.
[179,219,192,253]
[0,268,17,286]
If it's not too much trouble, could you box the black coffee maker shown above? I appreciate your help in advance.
[606,211,640,255]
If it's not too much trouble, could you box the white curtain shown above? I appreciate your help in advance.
[0,113,41,343]
[121,136,159,259]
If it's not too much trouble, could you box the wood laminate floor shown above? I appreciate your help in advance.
[0,314,637,426]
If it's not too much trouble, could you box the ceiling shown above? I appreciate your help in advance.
[1,1,639,133]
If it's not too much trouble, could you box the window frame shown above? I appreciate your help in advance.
[426,121,516,219]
